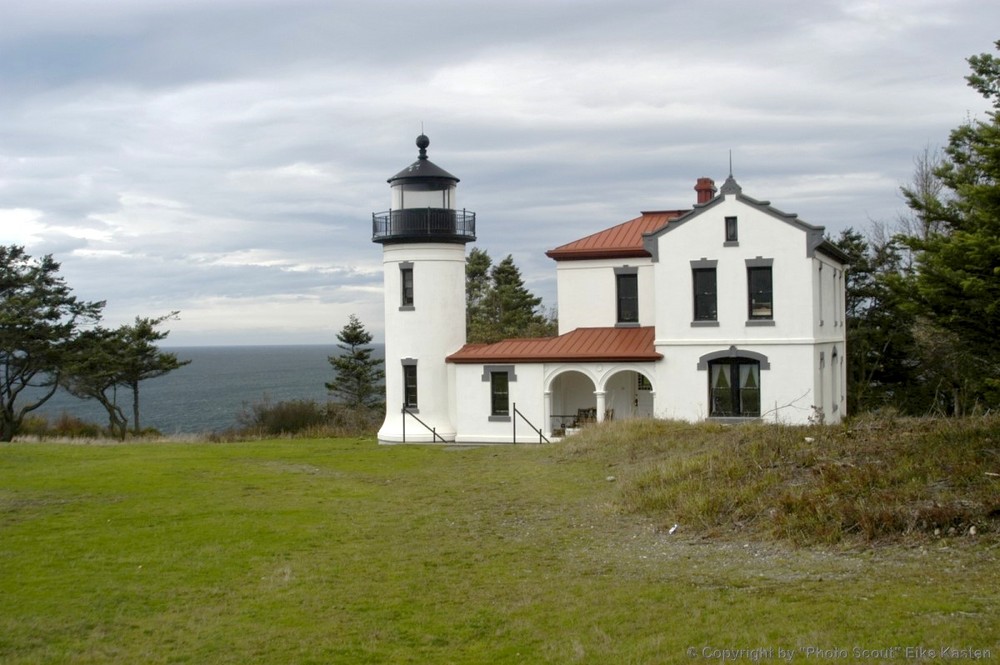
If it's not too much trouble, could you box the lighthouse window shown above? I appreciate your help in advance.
[402,363,418,409]
[400,264,414,309]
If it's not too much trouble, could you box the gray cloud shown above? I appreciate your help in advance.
[1,0,997,344]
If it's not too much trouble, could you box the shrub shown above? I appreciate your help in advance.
[237,397,328,436]
[16,412,106,439]
[321,403,382,436]
[18,415,51,438]
[234,397,382,438]
[51,413,106,438]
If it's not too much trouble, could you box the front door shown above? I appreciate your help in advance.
[636,373,654,418]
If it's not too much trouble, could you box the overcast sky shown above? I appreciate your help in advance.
[1,0,996,346]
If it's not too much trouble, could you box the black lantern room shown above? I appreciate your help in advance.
[372,134,476,244]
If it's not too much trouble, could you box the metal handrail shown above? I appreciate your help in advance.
[401,405,446,443]
[372,208,476,241]
[512,402,550,444]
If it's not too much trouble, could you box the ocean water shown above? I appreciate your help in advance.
[28,345,383,435]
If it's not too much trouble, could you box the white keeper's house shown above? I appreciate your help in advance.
[373,135,849,444]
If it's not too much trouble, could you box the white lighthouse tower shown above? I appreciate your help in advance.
[373,134,475,443]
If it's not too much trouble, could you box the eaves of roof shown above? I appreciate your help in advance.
[545,210,687,261]
[388,158,459,183]
[446,326,662,364]
[813,238,852,264]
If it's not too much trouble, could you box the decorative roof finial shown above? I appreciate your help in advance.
[416,133,429,160]
[720,150,741,195]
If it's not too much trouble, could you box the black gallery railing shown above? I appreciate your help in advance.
[372,208,476,242]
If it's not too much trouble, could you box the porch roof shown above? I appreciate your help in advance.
[544,210,687,261]
[446,326,662,364]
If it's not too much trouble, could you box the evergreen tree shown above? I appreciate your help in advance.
[117,313,190,434]
[61,327,131,440]
[489,255,545,340]
[466,248,494,343]
[833,229,922,413]
[60,312,190,437]
[0,246,104,441]
[326,314,384,409]
[465,251,556,344]
[899,39,1000,410]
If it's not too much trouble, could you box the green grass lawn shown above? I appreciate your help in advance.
[1,429,998,663]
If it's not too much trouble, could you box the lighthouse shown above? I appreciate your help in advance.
[372,134,475,443]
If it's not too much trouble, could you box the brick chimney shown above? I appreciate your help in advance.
[694,177,717,204]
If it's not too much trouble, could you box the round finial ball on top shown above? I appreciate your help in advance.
[416,134,429,159]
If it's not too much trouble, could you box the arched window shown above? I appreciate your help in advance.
[708,358,760,417]
[698,348,769,419]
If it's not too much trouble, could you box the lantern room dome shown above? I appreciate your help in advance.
[388,134,460,186]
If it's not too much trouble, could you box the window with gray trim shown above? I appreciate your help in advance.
[693,268,717,321]
[725,216,738,243]
[698,347,770,419]
[399,263,414,309]
[709,358,761,417]
[834,269,842,326]
[481,365,515,421]
[818,263,824,326]
[691,259,718,324]
[746,258,774,320]
[831,346,840,412]
[490,371,510,417]
[402,360,418,409]
[615,268,638,324]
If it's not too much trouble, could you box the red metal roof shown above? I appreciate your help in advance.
[545,210,688,261]
[447,327,661,364]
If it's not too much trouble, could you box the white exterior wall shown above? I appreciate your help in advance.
[654,343,820,423]
[453,363,547,444]
[379,242,467,442]
[813,342,847,422]
[812,254,847,337]
[648,192,846,425]
[451,361,658,442]
[811,254,848,421]
[653,196,815,341]
[555,258,654,333]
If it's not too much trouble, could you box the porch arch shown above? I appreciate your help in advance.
[601,368,656,420]
[544,364,658,432]
[546,369,599,433]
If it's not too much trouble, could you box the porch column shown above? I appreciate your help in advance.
[543,391,552,437]
[594,390,607,423]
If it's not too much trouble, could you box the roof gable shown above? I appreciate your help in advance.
[545,210,687,261]
[641,179,849,265]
